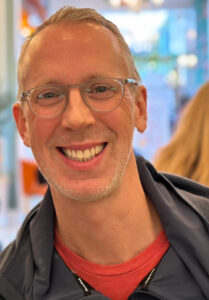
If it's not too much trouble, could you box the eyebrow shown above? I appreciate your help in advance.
[34,73,113,87]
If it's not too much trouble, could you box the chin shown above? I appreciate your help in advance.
[50,175,121,203]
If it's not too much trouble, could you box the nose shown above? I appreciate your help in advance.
[60,88,96,130]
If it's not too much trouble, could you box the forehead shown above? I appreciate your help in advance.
[30,22,120,51]
[20,23,126,88]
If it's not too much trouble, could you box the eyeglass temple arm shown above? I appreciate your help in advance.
[124,78,141,85]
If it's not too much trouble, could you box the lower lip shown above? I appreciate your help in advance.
[57,145,107,171]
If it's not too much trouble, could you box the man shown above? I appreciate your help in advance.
[0,6,209,300]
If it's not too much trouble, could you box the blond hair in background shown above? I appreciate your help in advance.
[154,81,209,186]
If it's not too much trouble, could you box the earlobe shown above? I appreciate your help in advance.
[134,85,147,133]
[13,103,30,147]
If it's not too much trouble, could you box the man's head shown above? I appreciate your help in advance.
[14,6,147,203]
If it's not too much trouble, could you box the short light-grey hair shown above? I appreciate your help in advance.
[18,6,140,95]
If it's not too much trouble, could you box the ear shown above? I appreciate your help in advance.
[134,85,147,133]
[13,103,30,147]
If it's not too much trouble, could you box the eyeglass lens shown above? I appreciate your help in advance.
[27,78,125,118]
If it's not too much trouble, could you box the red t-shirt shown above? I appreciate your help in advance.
[54,230,169,300]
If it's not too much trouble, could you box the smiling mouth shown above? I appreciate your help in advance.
[59,143,106,162]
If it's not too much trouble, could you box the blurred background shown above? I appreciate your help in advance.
[0,0,208,249]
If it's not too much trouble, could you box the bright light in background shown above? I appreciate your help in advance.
[109,0,121,7]
[104,10,168,53]
[177,54,198,67]
[124,0,141,6]
[109,0,165,9]
[109,0,147,10]
[151,0,165,5]
[20,27,32,37]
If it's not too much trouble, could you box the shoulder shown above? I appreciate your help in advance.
[0,242,15,272]
[136,155,209,197]
[160,172,209,221]
[0,202,39,263]
[0,189,55,300]
[160,172,209,199]
[0,202,42,300]
[136,156,209,220]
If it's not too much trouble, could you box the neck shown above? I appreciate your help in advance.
[52,159,162,265]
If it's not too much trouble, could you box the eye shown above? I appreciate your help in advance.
[38,91,59,99]
[86,83,117,100]
[92,85,115,93]
[34,88,65,106]
[87,85,115,93]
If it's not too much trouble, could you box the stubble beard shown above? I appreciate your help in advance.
[33,141,133,203]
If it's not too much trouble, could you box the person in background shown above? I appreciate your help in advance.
[154,81,209,186]
[0,6,209,300]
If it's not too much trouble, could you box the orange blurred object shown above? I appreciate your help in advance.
[21,160,47,195]
[20,0,46,37]
[20,9,35,36]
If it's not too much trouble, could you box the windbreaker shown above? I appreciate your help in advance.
[0,156,209,300]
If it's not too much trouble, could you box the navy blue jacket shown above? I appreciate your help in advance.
[0,157,209,299]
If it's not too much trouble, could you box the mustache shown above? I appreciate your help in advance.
[48,127,114,147]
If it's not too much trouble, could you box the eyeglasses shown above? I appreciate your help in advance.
[19,77,140,119]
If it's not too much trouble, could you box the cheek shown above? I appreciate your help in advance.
[99,97,135,136]
[27,116,58,149]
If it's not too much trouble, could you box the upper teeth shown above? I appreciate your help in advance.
[62,145,104,162]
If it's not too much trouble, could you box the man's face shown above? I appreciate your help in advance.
[14,23,147,202]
